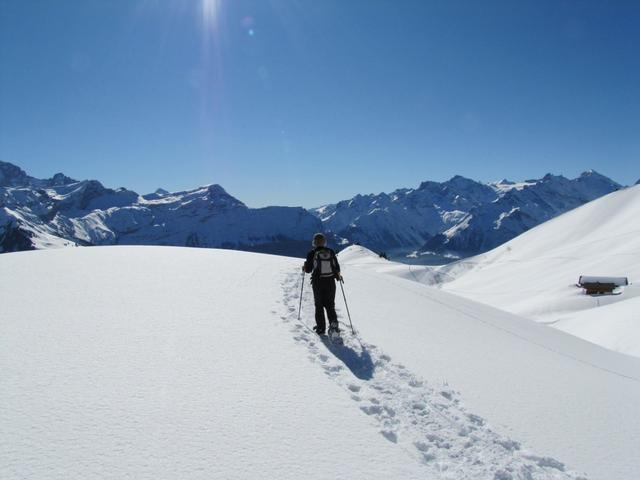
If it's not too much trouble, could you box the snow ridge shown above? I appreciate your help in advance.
[280,273,587,479]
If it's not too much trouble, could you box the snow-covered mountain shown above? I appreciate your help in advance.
[0,161,321,255]
[434,184,640,357]
[312,171,622,258]
[3,245,639,478]
[1,160,627,259]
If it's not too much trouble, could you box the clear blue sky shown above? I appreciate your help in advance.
[1,0,638,207]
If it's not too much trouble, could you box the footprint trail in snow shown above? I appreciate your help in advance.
[280,272,588,480]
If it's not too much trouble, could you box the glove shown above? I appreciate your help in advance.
[335,272,343,282]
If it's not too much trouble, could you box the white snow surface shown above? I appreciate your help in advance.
[338,245,442,285]
[2,247,424,480]
[551,297,640,357]
[434,185,640,357]
[338,246,640,479]
[490,180,538,192]
[2,246,640,479]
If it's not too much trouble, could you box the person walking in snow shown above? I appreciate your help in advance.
[302,233,342,335]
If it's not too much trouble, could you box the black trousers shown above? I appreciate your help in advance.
[312,277,338,331]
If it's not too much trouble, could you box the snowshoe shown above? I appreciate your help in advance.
[328,322,343,344]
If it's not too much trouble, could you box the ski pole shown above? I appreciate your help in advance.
[339,279,355,334]
[297,271,305,321]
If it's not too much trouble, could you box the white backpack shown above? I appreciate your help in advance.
[314,249,336,278]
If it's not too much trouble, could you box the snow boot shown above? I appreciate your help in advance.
[313,325,326,335]
[328,321,342,344]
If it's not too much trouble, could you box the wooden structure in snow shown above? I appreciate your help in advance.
[578,276,629,295]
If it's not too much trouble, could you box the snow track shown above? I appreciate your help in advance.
[281,272,587,480]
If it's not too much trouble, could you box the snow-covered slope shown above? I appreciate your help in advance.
[337,244,441,284]
[333,253,640,480]
[435,185,640,357]
[1,247,425,480]
[549,297,640,357]
[0,161,321,256]
[312,171,622,258]
[3,246,640,479]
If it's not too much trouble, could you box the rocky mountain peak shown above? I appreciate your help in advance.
[0,161,30,187]
[48,172,78,186]
[446,174,477,186]
[578,169,620,184]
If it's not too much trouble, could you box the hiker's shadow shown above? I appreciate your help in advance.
[321,338,375,380]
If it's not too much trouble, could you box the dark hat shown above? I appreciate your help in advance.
[312,232,326,247]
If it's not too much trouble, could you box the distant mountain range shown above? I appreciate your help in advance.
[0,161,321,256]
[0,160,626,259]
[311,171,623,258]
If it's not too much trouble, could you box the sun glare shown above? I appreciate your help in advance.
[201,0,221,29]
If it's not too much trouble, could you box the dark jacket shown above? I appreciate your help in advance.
[304,246,341,281]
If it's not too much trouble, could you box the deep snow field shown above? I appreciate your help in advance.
[341,185,640,358]
[2,246,640,479]
[438,185,640,357]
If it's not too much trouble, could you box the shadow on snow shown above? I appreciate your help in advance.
[321,337,375,381]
